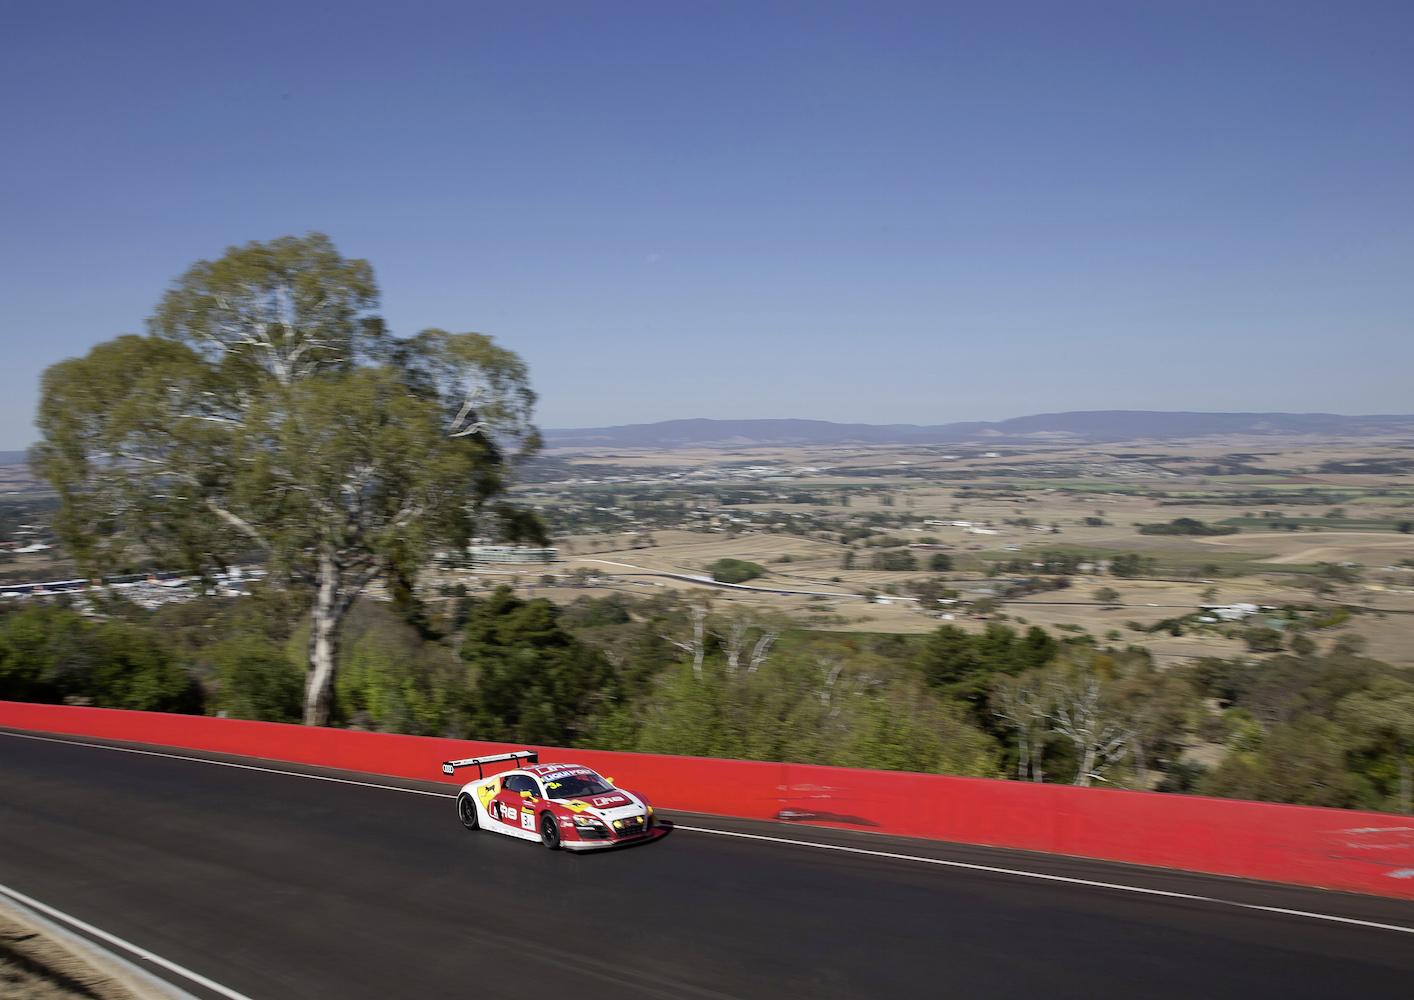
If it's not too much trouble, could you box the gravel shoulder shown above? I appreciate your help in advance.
[0,898,164,1000]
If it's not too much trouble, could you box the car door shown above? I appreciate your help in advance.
[494,774,542,835]
[513,774,546,834]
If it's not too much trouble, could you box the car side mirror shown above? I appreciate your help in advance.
[605,776,616,786]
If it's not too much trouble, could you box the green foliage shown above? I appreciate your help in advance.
[462,586,615,745]
[869,549,917,571]
[631,638,1000,778]
[1242,626,1285,653]
[915,623,1057,716]
[1109,553,1157,578]
[0,606,200,712]
[1183,647,1414,811]
[558,595,633,629]
[834,680,1000,776]
[927,552,954,572]
[708,558,765,584]
[32,234,540,725]
[1198,716,1370,808]
[212,635,303,723]
[1137,517,1237,536]
[335,602,468,735]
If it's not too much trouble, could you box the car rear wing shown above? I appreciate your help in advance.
[441,751,539,778]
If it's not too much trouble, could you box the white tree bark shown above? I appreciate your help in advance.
[717,618,751,674]
[663,605,708,679]
[304,551,341,726]
[1050,677,1133,787]
[746,629,778,674]
[993,678,1048,782]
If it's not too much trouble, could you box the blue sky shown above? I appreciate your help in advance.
[2,1,1411,448]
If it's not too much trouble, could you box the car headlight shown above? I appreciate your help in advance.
[573,815,604,828]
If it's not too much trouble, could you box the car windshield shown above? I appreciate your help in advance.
[543,773,612,798]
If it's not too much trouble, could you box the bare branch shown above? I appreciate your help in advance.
[205,501,273,553]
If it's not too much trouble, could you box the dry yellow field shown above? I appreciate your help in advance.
[513,434,1414,665]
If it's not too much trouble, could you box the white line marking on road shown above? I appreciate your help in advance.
[673,826,1414,935]
[0,730,448,797]
[0,882,255,1000]
[5,729,1412,935]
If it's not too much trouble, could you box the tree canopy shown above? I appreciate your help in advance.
[33,234,541,724]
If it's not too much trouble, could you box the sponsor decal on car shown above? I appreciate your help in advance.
[591,795,629,808]
[503,806,518,822]
[539,768,596,782]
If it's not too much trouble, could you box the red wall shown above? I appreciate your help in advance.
[3,701,1411,899]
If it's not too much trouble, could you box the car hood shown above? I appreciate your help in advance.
[558,790,645,822]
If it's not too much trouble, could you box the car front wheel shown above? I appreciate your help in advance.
[540,812,561,851]
[457,794,479,830]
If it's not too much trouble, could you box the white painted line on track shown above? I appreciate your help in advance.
[0,882,254,1000]
[0,730,448,797]
[674,826,1414,936]
[5,729,1413,936]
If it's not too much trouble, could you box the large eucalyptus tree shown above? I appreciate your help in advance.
[34,234,541,724]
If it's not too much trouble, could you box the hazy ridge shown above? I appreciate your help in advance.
[545,411,1414,449]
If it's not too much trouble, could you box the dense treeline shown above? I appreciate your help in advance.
[0,589,1408,812]
[1137,517,1237,536]
[1181,648,1413,811]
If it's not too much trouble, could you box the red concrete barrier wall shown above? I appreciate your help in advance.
[3,701,1411,899]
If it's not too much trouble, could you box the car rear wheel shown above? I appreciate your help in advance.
[540,812,561,851]
[457,793,479,830]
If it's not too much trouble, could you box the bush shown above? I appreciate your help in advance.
[1137,518,1236,537]
[708,559,766,584]
[869,550,918,571]
[213,635,303,722]
[1243,626,1285,653]
[1110,554,1157,578]
[0,606,201,712]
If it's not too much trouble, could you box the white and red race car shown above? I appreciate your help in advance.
[443,751,661,850]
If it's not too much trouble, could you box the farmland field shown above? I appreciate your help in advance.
[513,433,1414,666]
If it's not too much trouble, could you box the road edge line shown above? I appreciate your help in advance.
[0,883,254,1000]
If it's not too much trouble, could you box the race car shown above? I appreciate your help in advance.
[442,751,660,850]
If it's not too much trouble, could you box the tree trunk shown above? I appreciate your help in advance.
[1399,753,1411,816]
[304,552,342,726]
[1074,746,1097,787]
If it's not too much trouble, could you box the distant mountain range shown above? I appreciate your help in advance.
[544,411,1414,450]
[6,412,1411,462]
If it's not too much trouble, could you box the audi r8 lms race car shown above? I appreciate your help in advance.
[443,751,662,850]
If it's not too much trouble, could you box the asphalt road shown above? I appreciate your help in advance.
[1,731,1411,999]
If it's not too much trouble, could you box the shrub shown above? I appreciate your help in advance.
[708,558,766,584]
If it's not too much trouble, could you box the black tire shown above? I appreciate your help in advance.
[457,793,479,831]
[540,812,561,851]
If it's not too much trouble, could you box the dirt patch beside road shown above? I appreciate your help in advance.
[0,900,160,1000]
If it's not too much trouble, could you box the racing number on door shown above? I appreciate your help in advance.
[497,774,541,831]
